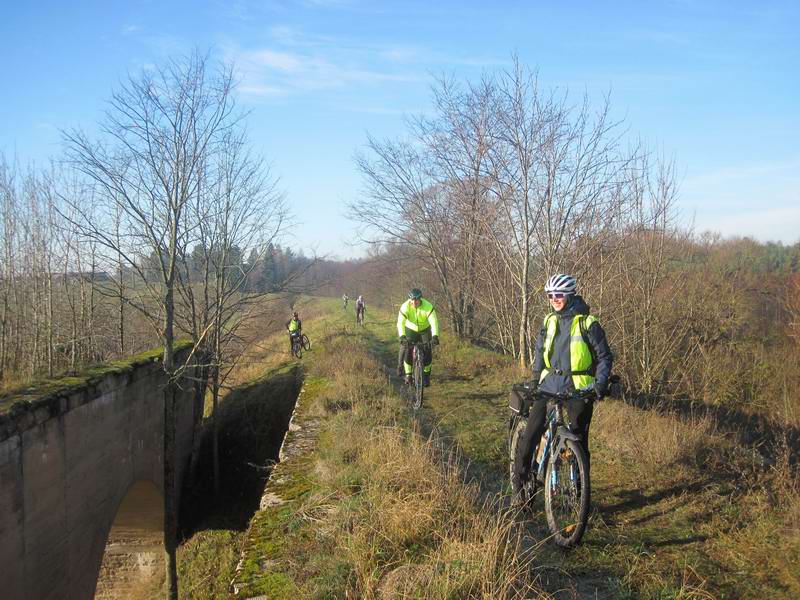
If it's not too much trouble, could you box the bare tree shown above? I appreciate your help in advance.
[177,128,287,496]
[352,75,498,338]
[62,51,241,599]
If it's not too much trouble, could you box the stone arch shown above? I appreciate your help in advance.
[93,480,164,599]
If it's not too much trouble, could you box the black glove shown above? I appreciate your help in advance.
[431,335,440,346]
[594,384,606,400]
[399,335,408,346]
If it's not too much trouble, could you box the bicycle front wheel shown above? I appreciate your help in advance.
[301,334,311,351]
[292,340,303,359]
[413,348,424,410]
[544,438,590,547]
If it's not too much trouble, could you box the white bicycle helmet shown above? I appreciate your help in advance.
[544,273,577,295]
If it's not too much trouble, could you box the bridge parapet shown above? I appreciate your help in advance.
[0,342,199,600]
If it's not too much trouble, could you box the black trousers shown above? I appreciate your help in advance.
[398,329,432,374]
[288,330,301,350]
[511,389,594,479]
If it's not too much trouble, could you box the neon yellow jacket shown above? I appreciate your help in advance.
[539,313,596,390]
[397,298,439,337]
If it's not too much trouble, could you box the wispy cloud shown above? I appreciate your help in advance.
[225,24,506,101]
[234,46,421,98]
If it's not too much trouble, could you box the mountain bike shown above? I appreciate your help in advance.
[508,384,594,547]
[407,340,431,411]
[291,333,311,358]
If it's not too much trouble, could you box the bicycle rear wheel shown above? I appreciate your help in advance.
[292,338,303,359]
[412,347,424,410]
[544,438,590,547]
[301,334,311,351]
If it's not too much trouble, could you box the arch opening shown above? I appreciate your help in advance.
[94,480,164,599]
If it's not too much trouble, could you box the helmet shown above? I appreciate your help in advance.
[293,311,298,318]
[408,288,423,300]
[357,295,363,301]
[544,274,577,295]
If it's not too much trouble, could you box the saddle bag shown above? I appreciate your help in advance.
[509,384,535,416]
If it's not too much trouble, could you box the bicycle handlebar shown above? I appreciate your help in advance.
[401,339,431,348]
[512,382,596,402]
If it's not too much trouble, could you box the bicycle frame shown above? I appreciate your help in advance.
[535,399,582,484]
[290,333,302,356]
[509,384,600,547]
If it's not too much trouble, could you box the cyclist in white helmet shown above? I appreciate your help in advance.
[356,294,367,323]
[511,273,613,502]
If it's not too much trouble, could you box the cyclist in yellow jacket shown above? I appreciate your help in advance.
[397,288,440,386]
[285,311,302,352]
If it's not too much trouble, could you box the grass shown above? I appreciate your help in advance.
[118,296,800,598]
[232,298,547,599]
[347,300,800,599]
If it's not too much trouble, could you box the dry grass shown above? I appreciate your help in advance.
[591,399,721,479]
[590,396,800,597]
[709,449,800,597]
[304,327,546,599]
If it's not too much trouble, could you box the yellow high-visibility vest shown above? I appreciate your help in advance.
[397,299,439,337]
[539,313,596,390]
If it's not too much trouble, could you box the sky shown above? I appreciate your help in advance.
[1,0,798,258]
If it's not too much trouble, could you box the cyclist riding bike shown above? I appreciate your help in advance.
[397,288,440,386]
[511,274,613,503]
[356,295,366,319]
[286,311,302,353]
[342,294,349,310]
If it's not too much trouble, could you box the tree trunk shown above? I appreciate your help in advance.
[212,365,220,498]
[162,380,179,600]
[162,287,178,600]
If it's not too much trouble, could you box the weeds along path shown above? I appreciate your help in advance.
[355,303,800,600]
[231,298,547,599]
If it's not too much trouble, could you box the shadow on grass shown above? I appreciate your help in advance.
[597,480,709,519]
[625,391,800,470]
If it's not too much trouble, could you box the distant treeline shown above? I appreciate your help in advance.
[137,243,315,293]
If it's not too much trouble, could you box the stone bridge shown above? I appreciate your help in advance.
[0,344,201,599]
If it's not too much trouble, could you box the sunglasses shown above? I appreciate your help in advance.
[547,292,569,300]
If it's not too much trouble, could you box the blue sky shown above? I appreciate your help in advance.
[1,0,798,257]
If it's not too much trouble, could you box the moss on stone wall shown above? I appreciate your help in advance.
[0,339,193,418]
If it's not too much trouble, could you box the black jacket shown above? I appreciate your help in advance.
[531,295,613,396]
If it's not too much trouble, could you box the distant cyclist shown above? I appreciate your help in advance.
[342,294,349,310]
[286,311,302,353]
[356,295,366,322]
[396,288,439,386]
[511,274,612,500]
